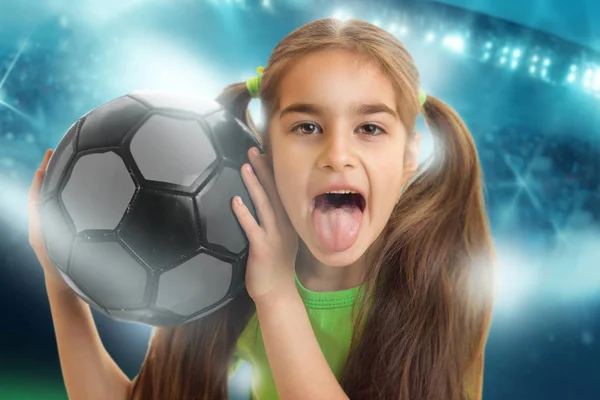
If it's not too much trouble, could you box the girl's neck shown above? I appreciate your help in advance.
[294,241,366,292]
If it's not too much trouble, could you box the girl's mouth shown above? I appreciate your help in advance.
[310,190,366,253]
[312,191,366,213]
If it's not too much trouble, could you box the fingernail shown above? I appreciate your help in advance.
[250,147,259,157]
[245,164,253,175]
[235,196,243,206]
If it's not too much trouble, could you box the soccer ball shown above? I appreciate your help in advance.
[39,90,260,326]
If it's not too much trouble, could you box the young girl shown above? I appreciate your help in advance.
[28,18,495,400]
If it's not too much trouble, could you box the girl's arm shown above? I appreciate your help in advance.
[255,287,349,400]
[45,275,133,400]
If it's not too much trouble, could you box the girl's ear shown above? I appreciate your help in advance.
[402,130,421,184]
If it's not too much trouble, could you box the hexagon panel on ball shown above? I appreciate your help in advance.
[119,190,200,270]
[68,239,148,309]
[61,151,136,233]
[39,197,75,273]
[56,268,108,313]
[155,252,233,319]
[129,114,218,189]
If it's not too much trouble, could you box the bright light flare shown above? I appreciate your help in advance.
[442,35,465,53]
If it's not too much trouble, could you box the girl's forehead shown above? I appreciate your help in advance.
[276,64,398,116]
[281,49,382,80]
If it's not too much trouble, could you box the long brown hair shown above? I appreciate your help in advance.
[130,18,496,400]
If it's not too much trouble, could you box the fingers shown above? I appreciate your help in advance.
[29,149,53,212]
[232,195,264,245]
[247,148,288,227]
[29,149,52,248]
[40,149,53,170]
[248,148,278,203]
[28,170,44,250]
[240,162,277,232]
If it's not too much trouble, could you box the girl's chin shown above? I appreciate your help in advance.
[306,238,367,267]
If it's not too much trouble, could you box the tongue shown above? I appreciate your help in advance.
[312,202,363,253]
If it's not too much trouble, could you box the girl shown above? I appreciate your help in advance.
[28,18,495,400]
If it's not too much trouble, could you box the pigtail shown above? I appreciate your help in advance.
[421,95,495,399]
[216,81,264,146]
[342,94,495,400]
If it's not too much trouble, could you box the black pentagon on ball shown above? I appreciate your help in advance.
[40,120,78,201]
[78,96,149,152]
[119,189,199,270]
[203,108,262,167]
[38,91,261,326]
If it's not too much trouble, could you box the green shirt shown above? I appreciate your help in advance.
[229,272,365,400]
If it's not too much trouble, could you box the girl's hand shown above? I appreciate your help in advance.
[28,149,71,292]
[232,147,299,303]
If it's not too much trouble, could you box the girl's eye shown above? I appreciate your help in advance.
[358,124,385,136]
[292,123,321,135]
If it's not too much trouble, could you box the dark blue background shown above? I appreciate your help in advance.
[0,0,598,399]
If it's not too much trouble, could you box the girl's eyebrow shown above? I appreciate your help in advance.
[279,102,398,120]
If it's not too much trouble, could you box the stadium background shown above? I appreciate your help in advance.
[0,0,598,399]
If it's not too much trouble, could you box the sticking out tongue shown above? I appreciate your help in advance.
[311,193,364,253]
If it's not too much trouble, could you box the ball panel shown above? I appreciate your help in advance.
[69,240,148,308]
[197,166,256,254]
[61,152,136,233]
[107,307,183,326]
[78,96,149,152]
[130,115,217,186]
[155,253,232,317]
[184,296,235,325]
[41,121,78,200]
[128,90,221,117]
[203,110,261,167]
[119,190,199,269]
[39,197,75,272]
[56,269,107,312]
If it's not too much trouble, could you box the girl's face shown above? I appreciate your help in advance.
[268,49,420,267]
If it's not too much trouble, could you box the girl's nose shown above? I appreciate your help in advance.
[316,129,358,172]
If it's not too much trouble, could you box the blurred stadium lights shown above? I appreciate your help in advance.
[0,32,34,124]
[320,1,600,99]
[442,34,465,53]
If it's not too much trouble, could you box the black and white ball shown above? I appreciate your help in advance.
[39,90,260,326]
